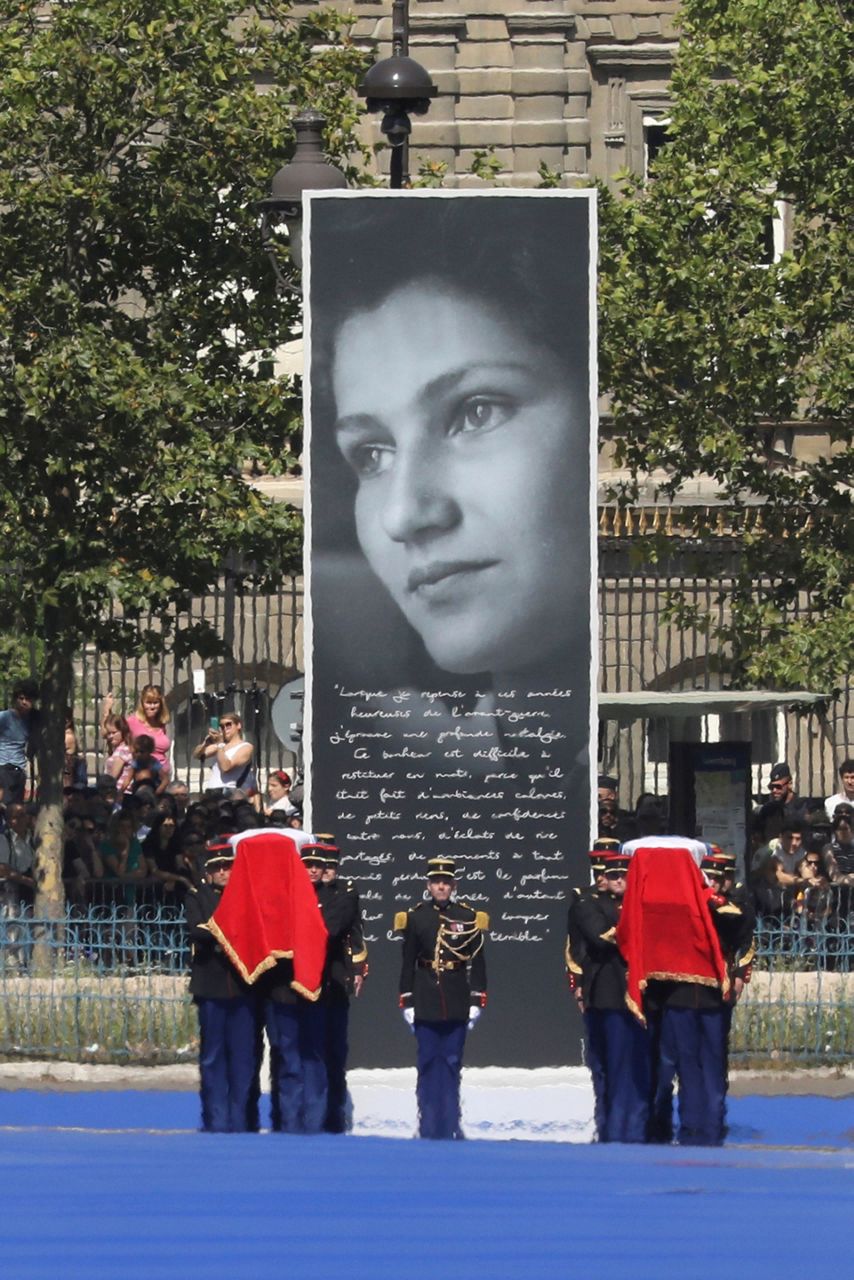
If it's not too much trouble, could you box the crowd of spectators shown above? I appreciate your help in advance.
[597,760,854,932]
[748,760,854,928]
[0,679,307,947]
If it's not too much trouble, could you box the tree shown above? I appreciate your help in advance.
[598,0,852,691]
[0,0,367,921]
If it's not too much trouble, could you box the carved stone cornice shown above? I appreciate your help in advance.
[507,14,577,38]
[587,42,678,68]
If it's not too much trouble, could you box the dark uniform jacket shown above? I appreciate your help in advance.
[185,883,252,1001]
[317,880,360,1005]
[396,899,488,1023]
[326,877,368,999]
[570,889,627,1010]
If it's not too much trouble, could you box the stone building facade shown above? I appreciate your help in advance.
[298,0,680,187]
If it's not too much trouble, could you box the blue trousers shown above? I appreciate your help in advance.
[582,1009,608,1139]
[266,1001,328,1134]
[657,1006,727,1146]
[324,1002,350,1134]
[414,1020,467,1140]
[196,995,261,1133]
[585,1008,650,1144]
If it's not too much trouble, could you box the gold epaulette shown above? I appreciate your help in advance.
[393,910,409,931]
[715,903,742,915]
[600,926,617,943]
[475,911,490,931]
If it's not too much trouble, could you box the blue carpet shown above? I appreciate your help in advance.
[1,1092,852,1279]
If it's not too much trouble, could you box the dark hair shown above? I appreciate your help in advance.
[134,734,155,754]
[12,678,39,701]
[833,809,853,831]
[839,760,854,776]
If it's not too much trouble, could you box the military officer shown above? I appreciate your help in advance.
[394,856,488,1140]
[566,838,620,1138]
[185,839,261,1133]
[313,839,368,1134]
[572,849,650,1143]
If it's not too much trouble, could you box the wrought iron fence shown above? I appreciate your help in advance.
[1,900,852,1067]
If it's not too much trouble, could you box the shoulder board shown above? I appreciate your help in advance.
[345,880,356,892]
[475,910,490,931]
[393,910,409,931]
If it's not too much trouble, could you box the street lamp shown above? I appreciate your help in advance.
[358,0,436,188]
[259,109,347,292]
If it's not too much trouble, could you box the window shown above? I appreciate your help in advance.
[643,114,670,180]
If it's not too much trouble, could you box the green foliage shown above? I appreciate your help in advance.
[598,0,853,690]
[0,0,367,662]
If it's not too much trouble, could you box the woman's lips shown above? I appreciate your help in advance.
[406,559,500,596]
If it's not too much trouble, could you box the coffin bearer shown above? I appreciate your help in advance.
[394,856,488,1140]
[314,838,368,1133]
[571,848,650,1143]
[618,837,732,1147]
[185,839,261,1133]
[702,846,756,1110]
[566,838,619,1138]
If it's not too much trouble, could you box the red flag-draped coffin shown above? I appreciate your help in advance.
[206,830,328,999]
[616,843,729,1023]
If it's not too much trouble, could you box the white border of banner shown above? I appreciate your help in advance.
[302,188,599,849]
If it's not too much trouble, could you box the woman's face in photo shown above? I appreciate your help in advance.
[332,282,581,676]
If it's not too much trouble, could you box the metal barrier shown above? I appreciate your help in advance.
[1,902,852,1066]
[0,904,195,1064]
[731,903,854,1066]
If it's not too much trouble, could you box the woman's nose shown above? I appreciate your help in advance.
[380,445,461,544]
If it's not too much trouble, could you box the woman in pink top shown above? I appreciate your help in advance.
[103,684,172,784]
[103,714,135,796]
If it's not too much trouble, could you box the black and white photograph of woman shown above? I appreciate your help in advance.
[304,192,597,1067]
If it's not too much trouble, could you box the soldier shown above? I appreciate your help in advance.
[571,849,649,1143]
[394,856,488,1140]
[185,840,261,1133]
[618,837,734,1147]
[313,838,368,1134]
[703,847,756,1114]
[646,845,755,1143]
[566,838,619,1139]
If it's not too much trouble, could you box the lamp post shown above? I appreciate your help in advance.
[358,0,436,188]
[258,108,347,293]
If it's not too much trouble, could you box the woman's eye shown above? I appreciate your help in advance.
[451,395,513,435]
[344,442,393,479]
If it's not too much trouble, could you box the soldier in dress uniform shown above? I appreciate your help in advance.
[394,856,488,1140]
[313,838,368,1134]
[703,847,756,1121]
[566,838,620,1138]
[185,839,261,1133]
[267,841,362,1134]
[571,849,650,1143]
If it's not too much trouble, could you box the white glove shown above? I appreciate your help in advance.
[467,1005,481,1031]
[402,1007,415,1032]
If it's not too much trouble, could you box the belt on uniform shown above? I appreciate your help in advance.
[417,958,464,972]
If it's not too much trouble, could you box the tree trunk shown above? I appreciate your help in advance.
[32,632,73,969]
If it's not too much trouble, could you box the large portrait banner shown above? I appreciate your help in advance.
[304,190,598,1067]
